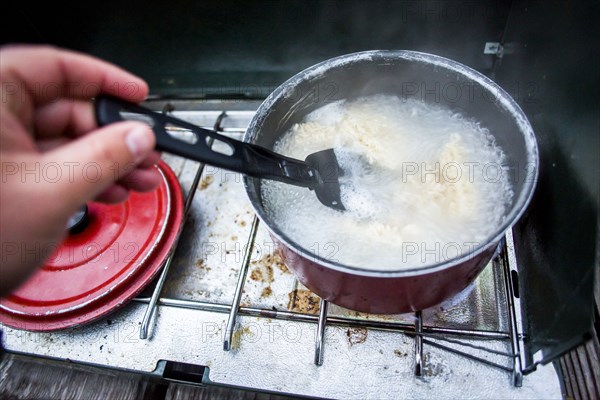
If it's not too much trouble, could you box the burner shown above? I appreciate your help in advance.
[0,160,184,331]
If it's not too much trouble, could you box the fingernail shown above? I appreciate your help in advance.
[126,125,154,162]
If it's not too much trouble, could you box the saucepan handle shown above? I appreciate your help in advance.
[94,95,317,188]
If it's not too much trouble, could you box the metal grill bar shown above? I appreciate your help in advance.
[419,333,515,357]
[223,216,260,351]
[139,252,181,339]
[138,164,204,339]
[414,311,423,376]
[423,339,513,373]
[221,128,247,134]
[503,229,524,386]
[139,111,227,339]
[314,299,329,366]
[132,297,510,339]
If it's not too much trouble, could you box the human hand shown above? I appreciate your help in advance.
[0,45,162,295]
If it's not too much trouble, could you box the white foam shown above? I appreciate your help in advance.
[304,100,346,126]
[261,95,514,270]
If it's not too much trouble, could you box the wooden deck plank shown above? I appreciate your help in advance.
[584,338,600,394]
[559,358,574,400]
[561,351,582,400]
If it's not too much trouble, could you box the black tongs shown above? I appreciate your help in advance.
[95,95,345,211]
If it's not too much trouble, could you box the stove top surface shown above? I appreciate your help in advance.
[1,102,562,399]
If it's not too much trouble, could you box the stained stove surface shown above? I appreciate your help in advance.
[1,101,562,399]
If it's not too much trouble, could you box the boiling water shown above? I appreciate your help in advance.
[261,95,513,269]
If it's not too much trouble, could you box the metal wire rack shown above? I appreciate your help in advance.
[132,102,526,387]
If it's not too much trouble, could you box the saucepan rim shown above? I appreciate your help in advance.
[243,50,538,278]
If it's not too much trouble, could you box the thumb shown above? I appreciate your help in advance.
[44,121,155,210]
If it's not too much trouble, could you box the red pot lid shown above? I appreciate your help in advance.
[0,159,183,331]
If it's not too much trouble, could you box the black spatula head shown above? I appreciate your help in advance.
[305,149,345,211]
[95,95,346,211]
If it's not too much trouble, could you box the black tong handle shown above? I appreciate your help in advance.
[95,95,319,188]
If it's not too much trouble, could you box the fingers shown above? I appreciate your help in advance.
[0,45,148,108]
[93,165,162,203]
[34,119,163,195]
[33,99,96,139]
[117,167,163,192]
[42,121,157,211]
[95,184,129,204]
[137,151,162,168]
[0,103,37,152]
[33,100,165,151]
[33,101,164,169]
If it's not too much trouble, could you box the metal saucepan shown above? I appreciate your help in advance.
[244,50,538,314]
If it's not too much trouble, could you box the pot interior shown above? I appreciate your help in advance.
[244,50,537,275]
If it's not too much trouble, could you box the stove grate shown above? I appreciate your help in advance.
[133,102,526,387]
